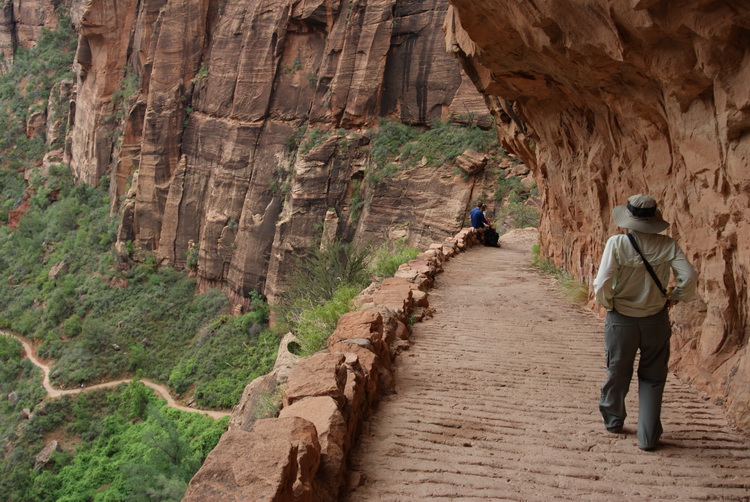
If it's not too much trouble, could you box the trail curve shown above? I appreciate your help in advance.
[1,330,230,419]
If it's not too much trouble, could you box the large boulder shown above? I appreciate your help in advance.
[284,353,348,408]
[279,396,348,502]
[184,417,320,502]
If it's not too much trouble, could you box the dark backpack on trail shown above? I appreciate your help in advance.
[483,227,500,247]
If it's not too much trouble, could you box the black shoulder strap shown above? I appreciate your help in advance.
[626,233,667,297]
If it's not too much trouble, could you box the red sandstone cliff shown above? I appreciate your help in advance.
[62,0,491,307]
[446,0,750,431]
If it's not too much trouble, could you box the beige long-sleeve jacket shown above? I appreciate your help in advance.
[593,230,697,317]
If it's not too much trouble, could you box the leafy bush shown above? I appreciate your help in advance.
[499,201,540,229]
[0,168,26,222]
[398,120,497,167]
[493,173,524,202]
[293,284,361,356]
[367,118,497,184]
[369,237,420,279]
[0,383,228,502]
[281,240,370,314]
[531,242,588,304]
[0,15,76,168]
[168,298,278,409]
[0,8,252,499]
[366,162,401,185]
[279,241,372,356]
[279,237,422,356]
[299,127,329,154]
[0,160,271,408]
[370,118,418,168]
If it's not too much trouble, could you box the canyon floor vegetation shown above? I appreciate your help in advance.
[0,12,253,500]
[0,342,228,502]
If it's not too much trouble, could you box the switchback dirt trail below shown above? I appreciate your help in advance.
[0,331,230,419]
[345,230,750,501]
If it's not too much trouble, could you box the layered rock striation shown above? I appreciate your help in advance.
[62,0,492,308]
[446,1,750,430]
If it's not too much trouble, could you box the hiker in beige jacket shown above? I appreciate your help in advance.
[593,194,697,451]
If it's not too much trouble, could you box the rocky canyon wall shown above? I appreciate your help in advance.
[0,0,67,70]
[63,0,492,308]
[446,0,750,431]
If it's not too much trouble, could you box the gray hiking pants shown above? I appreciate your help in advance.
[599,306,671,449]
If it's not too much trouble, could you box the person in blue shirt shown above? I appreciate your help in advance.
[470,203,500,247]
[470,202,490,229]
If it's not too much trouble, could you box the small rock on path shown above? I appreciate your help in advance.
[345,229,750,501]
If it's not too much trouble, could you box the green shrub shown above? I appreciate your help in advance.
[349,180,363,222]
[493,174,523,202]
[531,242,557,274]
[366,119,497,185]
[0,168,26,222]
[281,240,370,315]
[369,237,420,279]
[299,127,329,154]
[370,118,418,168]
[398,120,497,167]
[531,242,588,304]
[185,244,199,269]
[294,285,360,356]
[167,293,277,409]
[366,162,401,185]
[0,14,76,167]
[499,201,540,229]
[284,125,307,153]
[279,240,371,355]
[61,314,82,337]
[1,385,230,502]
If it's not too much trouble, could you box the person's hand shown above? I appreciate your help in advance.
[666,286,677,309]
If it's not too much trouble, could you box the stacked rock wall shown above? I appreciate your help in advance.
[445,1,750,430]
[183,227,481,501]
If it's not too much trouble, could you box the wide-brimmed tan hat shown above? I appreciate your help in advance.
[612,194,669,233]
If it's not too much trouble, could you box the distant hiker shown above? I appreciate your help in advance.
[593,194,696,451]
[470,202,489,229]
[470,203,500,248]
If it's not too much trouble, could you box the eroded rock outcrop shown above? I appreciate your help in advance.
[63,0,492,308]
[446,0,750,430]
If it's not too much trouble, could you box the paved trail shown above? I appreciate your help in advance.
[346,230,750,501]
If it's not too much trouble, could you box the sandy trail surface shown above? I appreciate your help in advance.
[345,229,750,501]
[1,330,230,419]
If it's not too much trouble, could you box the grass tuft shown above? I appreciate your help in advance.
[531,242,589,305]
